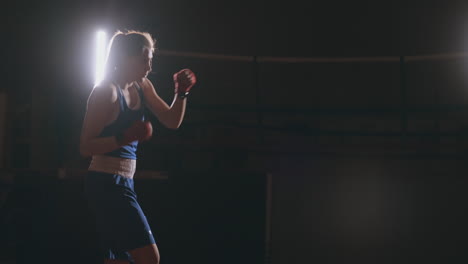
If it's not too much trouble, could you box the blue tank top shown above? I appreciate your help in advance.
[99,83,146,159]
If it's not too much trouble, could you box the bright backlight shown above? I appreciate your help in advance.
[94,30,107,86]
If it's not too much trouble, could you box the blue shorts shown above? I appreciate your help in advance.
[84,171,156,262]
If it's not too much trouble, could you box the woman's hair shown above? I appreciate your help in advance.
[104,30,156,78]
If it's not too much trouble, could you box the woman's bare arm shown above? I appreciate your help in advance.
[79,84,121,157]
[139,77,187,129]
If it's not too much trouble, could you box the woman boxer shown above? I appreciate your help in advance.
[80,30,196,264]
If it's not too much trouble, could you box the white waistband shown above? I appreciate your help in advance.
[88,155,136,179]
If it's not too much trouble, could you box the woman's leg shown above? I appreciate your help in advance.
[128,243,160,264]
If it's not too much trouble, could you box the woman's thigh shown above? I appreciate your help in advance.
[128,243,160,264]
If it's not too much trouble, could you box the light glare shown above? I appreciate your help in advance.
[95,30,107,86]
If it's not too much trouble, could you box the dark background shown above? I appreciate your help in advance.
[3,0,468,263]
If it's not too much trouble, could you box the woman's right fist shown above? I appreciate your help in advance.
[117,120,153,146]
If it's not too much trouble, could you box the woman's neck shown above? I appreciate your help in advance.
[110,72,133,90]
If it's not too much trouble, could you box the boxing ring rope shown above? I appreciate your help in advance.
[157,50,468,62]
[155,49,468,151]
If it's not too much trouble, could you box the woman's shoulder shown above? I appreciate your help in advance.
[95,79,119,91]
[88,80,119,105]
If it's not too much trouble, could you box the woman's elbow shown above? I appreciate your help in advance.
[168,121,183,130]
[162,119,182,130]
[166,124,179,130]
[79,143,92,157]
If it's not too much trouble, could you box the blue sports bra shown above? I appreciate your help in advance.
[98,82,146,159]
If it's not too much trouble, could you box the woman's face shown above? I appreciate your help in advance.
[124,47,153,82]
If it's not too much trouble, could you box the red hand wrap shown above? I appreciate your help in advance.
[173,69,197,97]
[117,120,153,146]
